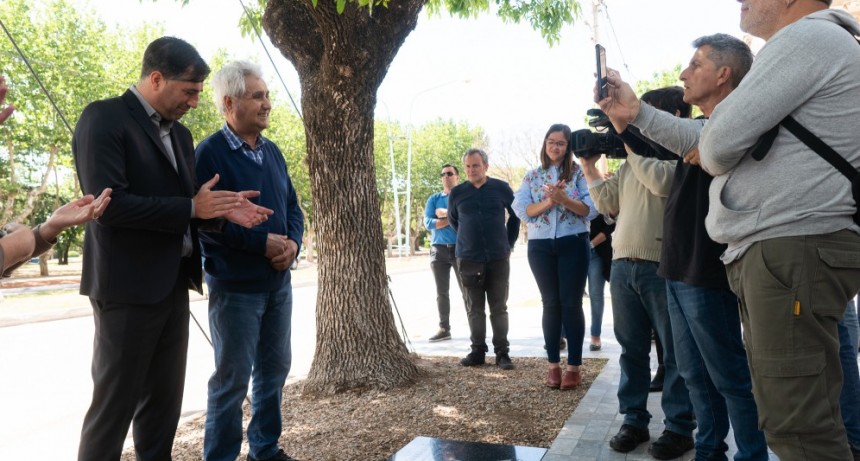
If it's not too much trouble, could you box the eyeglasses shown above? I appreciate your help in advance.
[546,140,568,149]
[440,172,457,177]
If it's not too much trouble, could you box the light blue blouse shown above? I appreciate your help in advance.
[512,165,597,240]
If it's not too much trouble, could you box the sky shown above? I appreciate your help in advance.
[76,0,748,149]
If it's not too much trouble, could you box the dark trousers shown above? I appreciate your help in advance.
[78,279,190,461]
[458,257,510,355]
[526,234,589,365]
[430,244,463,331]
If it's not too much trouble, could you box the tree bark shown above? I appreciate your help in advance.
[264,0,425,393]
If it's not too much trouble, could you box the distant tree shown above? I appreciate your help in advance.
[0,0,157,274]
[634,64,682,95]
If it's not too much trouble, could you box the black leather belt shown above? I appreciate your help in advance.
[433,244,455,248]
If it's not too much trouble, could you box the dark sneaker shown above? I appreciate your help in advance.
[459,352,486,367]
[648,430,694,460]
[495,353,514,370]
[428,329,451,342]
[609,424,650,453]
[248,449,298,461]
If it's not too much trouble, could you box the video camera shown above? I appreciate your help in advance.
[571,108,627,159]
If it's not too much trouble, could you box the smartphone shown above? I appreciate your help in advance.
[596,44,608,100]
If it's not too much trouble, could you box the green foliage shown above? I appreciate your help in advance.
[373,118,484,238]
[227,0,579,46]
[425,0,580,45]
[633,63,703,118]
[634,64,682,95]
[0,0,160,226]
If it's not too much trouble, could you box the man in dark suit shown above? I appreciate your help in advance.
[72,37,271,461]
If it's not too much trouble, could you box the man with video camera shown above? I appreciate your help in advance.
[599,2,860,456]
[578,91,695,459]
[598,34,769,461]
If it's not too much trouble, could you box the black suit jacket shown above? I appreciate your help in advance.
[73,90,203,304]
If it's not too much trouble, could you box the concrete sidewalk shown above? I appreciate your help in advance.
[399,251,778,461]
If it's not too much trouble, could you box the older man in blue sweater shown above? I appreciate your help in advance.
[195,61,304,461]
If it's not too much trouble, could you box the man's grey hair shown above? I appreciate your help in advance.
[462,148,488,164]
[692,33,753,89]
[211,60,263,115]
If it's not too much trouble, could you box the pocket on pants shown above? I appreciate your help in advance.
[813,247,860,316]
[752,346,835,434]
[458,259,485,289]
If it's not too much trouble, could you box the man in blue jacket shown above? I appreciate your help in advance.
[423,163,464,342]
[195,61,304,461]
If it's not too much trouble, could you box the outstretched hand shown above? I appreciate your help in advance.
[224,195,274,229]
[595,68,640,133]
[194,174,252,220]
[0,75,16,125]
[195,175,273,228]
[41,188,113,241]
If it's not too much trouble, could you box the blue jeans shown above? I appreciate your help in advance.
[666,280,768,461]
[610,259,695,436]
[204,282,294,461]
[840,299,860,449]
[587,247,605,338]
[526,234,589,365]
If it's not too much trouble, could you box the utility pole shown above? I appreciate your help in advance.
[591,0,603,45]
[590,0,610,175]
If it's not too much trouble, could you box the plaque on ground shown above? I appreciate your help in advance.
[387,436,547,461]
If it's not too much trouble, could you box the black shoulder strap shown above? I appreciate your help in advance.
[747,24,860,174]
[780,115,858,180]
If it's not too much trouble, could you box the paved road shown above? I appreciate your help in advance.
[0,250,606,460]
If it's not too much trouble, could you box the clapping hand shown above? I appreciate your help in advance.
[40,188,113,241]
[225,190,274,228]
[195,175,273,228]
[543,180,568,204]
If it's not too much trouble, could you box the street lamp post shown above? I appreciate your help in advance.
[377,100,404,257]
[404,79,470,255]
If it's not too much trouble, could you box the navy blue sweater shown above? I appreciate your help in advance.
[195,130,304,292]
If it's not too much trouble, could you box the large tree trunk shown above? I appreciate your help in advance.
[264,0,425,393]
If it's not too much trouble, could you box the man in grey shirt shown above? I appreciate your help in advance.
[599,2,860,460]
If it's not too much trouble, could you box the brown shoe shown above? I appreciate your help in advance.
[560,369,582,390]
[546,367,561,388]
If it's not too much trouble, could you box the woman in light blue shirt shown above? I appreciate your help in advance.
[513,123,597,390]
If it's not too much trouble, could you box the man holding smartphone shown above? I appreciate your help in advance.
[598,2,860,459]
